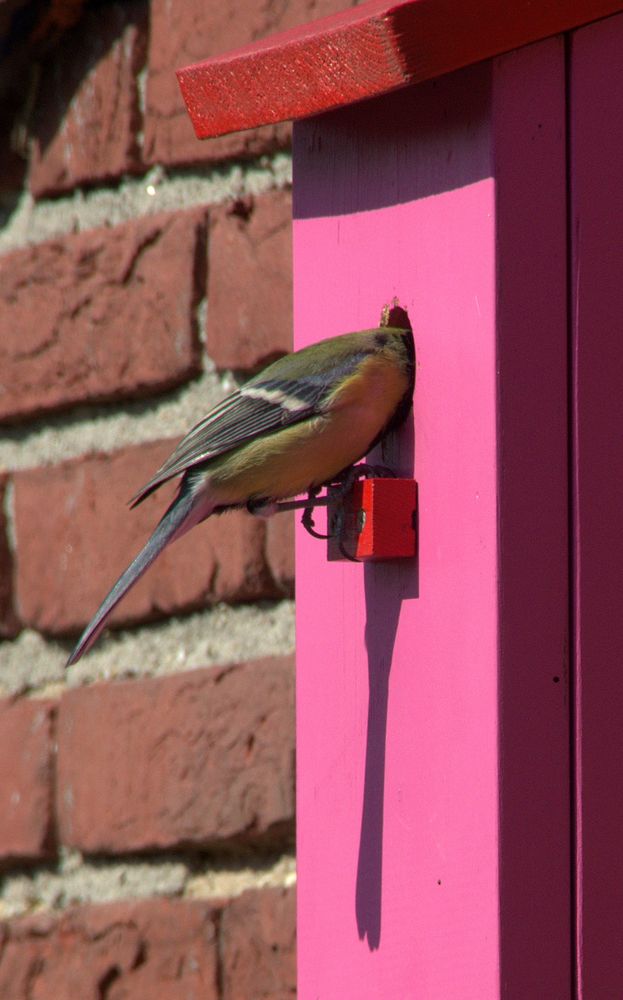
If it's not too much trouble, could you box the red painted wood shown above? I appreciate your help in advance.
[327,478,418,561]
[176,0,621,140]
[570,13,623,996]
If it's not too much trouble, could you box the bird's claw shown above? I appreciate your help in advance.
[301,503,332,539]
[249,464,396,560]
[299,464,397,559]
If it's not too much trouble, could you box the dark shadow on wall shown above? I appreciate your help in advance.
[27,0,148,194]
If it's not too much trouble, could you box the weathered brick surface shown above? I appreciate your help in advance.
[143,0,357,167]
[207,192,292,370]
[221,886,296,1000]
[265,511,295,597]
[0,899,219,999]
[0,475,19,638]
[0,208,206,423]
[0,699,54,861]
[29,1,147,198]
[13,439,276,636]
[56,657,295,853]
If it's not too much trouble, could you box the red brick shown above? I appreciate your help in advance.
[0,209,206,423]
[0,475,19,637]
[29,2,147,198]
[0,698,55,861]
[207,192,292,370]
[265,511,295,597]
[13,439,276,636]
[221,886,296,1000]
[143,0,358,167]
[56,657,295,853]
[0,899,219,999]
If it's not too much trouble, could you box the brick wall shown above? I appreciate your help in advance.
[0,0,356,994]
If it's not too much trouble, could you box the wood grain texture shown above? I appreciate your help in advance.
[176,0,622,139]
[293,41,569,998]
[570,13,623,996]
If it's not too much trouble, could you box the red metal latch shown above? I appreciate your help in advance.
[327,477,417,561]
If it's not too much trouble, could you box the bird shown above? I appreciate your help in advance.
[66,325,415,664]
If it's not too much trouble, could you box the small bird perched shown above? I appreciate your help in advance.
[66,326,414,664]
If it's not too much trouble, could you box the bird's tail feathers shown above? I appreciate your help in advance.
[66,488,208,666]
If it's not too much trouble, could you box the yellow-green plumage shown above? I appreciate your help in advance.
[206,334,413,504]
[66,326,414,664]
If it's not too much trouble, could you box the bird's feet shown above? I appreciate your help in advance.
[248,463,397,551]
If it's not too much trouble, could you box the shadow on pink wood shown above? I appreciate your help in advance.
[293,66,490,218]
[356,418,417,950]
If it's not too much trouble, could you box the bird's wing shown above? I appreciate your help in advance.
[129,371,336,507]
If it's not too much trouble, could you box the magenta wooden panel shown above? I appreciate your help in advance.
[293,41,570,999]
[491,47,571,996]
[571,14,623,997]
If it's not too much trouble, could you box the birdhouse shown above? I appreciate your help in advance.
[178,2,623,995]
